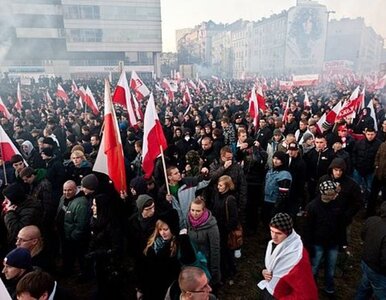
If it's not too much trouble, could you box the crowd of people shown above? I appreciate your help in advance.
[0,75,386,299]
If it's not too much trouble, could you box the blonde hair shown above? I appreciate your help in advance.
[71,150,85,160]
[218,175,235,191]
[144,220,177,257]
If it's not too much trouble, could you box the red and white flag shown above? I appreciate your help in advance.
[282,99,290,124]
[198,79,208,92]
[162,78,175,102]
[374,74,386,90]
[303,91,311,108]
[85,86,100,115]
[258,232,318,299]
[188,79,197,90]
[335,86,360,121]
[130,70,150,101]
[317,101,342,133]
[78,86,87,102]
[131,93,143,121]
[56,83,69,103]
[279,81,293,91]
[93,80,127,193]
[249,86,259,127]
[367,98,378,132]
[45,90,54,104]
[15,83,22,111]
[142,93,168,179]
[256,85,267,112]
[0,97,12,120]
[182,86,192,107]
[113,70,139,127]
[0,125,24,162]
[292,74,319,87]
[71,80,79,94]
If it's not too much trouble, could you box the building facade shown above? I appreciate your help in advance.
[325,18,384,73]
[0,0,162,79]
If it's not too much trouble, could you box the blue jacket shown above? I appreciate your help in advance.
[264,169,292,204]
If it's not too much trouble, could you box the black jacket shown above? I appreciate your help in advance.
[352,137,382,176]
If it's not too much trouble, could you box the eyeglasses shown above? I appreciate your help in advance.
[184,282,211,294]
[16,237,35,243]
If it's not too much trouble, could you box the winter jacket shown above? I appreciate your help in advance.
[158,176,211,228]
[374,141,386,180]
[56,193,89,241]
[319,158,361,226]
[352,137,382,176]
[187,212,221,284]
[209,160,247,223]
[264,168,292,205]
[304,195,346,248]
[3,198,42,244]
[304,147,334,181]
[65,160,93,186]
[361,202,386,275]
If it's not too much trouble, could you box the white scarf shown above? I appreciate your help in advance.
[257,230,303,295]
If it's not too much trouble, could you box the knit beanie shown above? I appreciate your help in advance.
[81,174,99,191]
[41,147,53,157]
[272,151,286,164]
[302,132,313,143]
[158,209,180,237]
[270,213,293,235]
[3,183,26,204]
[136,194,154,213]
[4,248,32,269]
[319,180,339,195]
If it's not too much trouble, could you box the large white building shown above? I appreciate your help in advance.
[0,0,162,78]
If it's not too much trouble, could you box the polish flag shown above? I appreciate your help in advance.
[113,70,139,127]
[142,93,168,179]
[198,79,208,92]
[335,86,360,121]
[0,125,24,162]
[316,101,342,133]
[367,98,378,132]
[131,93,143,121]
[188,79,197,90]
[130,70,150,101]
[93,79,127,193]
[256,85,267,112]
[71,80,79,94]
[258,231,318,299]
[15,83,22,111]
[85,86,100,115]
[182,86,192,107]
[282,99,290,124]
[45,90,54,104]
[374,74,386,90]
[0,97,12,120]
[78,86,87,102]
[162,78,175,101]
[303,91,311,108]
[56,84,69,103]
[279,81,294,91]
[249,86,259,127]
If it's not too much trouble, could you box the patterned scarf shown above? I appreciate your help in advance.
[188,209,210,229]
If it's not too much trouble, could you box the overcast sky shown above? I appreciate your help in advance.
[160,0,386,52]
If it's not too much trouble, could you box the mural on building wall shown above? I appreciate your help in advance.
[285,5,327,73]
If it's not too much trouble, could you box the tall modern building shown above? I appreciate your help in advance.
[0,0,162,78]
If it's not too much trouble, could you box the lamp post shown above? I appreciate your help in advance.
[324,10,336,63]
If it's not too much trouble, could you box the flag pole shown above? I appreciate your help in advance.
[159,145,170,195]
[0,134,8,186]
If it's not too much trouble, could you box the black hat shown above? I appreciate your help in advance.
[3,183,26,204]
[272,151,286,163]
[270,213,293,235]
[81,174,99,191]
[4,248,32,269]
[42,137,55,146]
[41,147,53,157]
[158,209,180,237]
